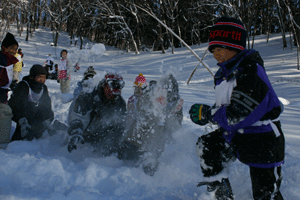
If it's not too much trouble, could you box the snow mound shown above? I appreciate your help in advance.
[90,44,106,55]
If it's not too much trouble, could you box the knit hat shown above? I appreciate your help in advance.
[84,66,97,79]
[1,32,19,48]
[208,17,247,53]
[134,73,147,88]
[30,64,47,78]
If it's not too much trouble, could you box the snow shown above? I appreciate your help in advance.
[1,25,300,200]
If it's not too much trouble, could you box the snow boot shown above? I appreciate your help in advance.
[0,103,13,149]
[197,178,234,200]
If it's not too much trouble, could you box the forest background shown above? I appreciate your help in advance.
[1,0,299,62]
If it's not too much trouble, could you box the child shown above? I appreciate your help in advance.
[18,48,24,67]
[45,54,54,77]
[126,73,147,130]
[73,66,97,98]
[67,71,126,156]
[9,65,54,141]
[0,32,19,148]
[58,49,72,93]
[11,49,23,87]
[49,64,58,80]
[189,17,284,200]
[119,74,183,176]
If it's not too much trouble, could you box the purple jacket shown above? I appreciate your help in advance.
[212,49,285,168]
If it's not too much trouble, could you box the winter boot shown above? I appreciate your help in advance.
[197,178,234,200]
[0,103,13,149]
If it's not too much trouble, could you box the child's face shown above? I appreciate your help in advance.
[212,47,237,63]
[3,45,18,55]
[34,74,46,84]
[61,51,67,59]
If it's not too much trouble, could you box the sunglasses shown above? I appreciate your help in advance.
[107,79,125,89]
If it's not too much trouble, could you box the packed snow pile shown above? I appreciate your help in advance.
[90,43,106,55]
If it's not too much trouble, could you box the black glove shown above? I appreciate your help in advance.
[68,119,83,135]
[189,104,212,125]
[19,117,31,138]
[68,134,85,152]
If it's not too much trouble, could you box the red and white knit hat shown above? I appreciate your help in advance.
[134,73,147,87]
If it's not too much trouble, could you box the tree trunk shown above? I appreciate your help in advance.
[26,22,29,41]
[54,31,59,46]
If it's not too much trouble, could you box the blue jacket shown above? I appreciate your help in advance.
[212,49,285,168]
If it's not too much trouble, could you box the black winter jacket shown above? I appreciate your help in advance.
[68,83,126,155]
[9,75,54,141]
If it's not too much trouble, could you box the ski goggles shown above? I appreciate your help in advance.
[107,79,125,89]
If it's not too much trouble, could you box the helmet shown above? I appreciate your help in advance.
[102,72,125,99]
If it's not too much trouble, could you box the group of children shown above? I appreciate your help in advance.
[0,16,286,200]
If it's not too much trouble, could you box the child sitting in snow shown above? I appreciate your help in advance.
[67,71,126,156]
[9,65,55,141]
[118,73,183,176]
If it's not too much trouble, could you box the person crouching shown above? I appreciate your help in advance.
[9,64,54,141]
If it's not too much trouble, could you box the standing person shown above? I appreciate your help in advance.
[18,48,24,59]
[49,64,59,81]
[45,54,54,77]
[58,49,72,94]
[67,71,126,156]
[18,49,24,67]
[189,17,284,200]
[11,49,23,88]
[9,64,54,141]
[0,32,19,148]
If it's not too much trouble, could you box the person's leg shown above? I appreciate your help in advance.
[196,128,235,199]
[250,166,283,200]
[196,128,235,177]
[0,103,13,147]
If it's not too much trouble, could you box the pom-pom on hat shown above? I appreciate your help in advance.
[208,16,247,53]
[134,73,147,88]
[1,32,19,48]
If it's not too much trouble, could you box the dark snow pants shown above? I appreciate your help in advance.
[197,128,284,200]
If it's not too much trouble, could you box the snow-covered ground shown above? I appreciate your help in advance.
[1,25,300,200]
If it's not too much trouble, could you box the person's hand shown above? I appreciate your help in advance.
[68,134,84,152]
[42,119,57,136]
[19,117,31,138]
[65,74,71,80]
[189,104,212,125]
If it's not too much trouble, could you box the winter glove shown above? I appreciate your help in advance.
[68,119,84,135]
[42,119,56,136]
[19,117,31,138]
[68,134,85,152]
[189,104,212,126]
[53,119,68,131]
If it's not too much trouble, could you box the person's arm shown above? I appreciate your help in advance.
[0,67,9,86]
[8,82,32,123]
[35,86,54,123]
